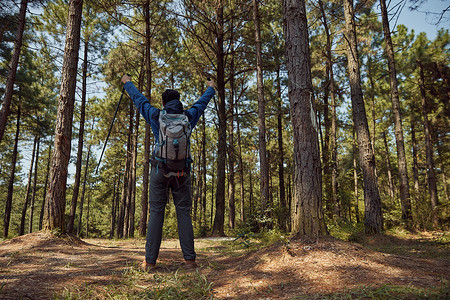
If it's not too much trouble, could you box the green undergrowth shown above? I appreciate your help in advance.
[293,282,450,300]
[329,221,450,260]
[196,228,289,255]
[55,267,213,300]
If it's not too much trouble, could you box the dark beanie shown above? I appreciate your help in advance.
[162,89,180,106]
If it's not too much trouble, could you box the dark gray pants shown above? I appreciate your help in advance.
[145,166,195,264]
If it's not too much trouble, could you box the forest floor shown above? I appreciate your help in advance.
[0,230,448,299]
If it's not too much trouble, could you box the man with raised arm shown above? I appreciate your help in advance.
[121,74,215,270]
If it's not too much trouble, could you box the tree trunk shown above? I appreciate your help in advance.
[367,57,379,182]
[353,130,360,223]
[3,106,20,238]
[117,142,130,238]
[249,169,253,215]
[382,131,395,201]
[193,137,200,223]
[139,0,152,237]
[85,193,90,238]
[410,112,421,226]
[111,170,121,239]
[201,116,207,227]
[28,136,40,233]
[0,0,28,144]
[436,133,449,203]
[317,0,332,218]
[236,102,245,224]
[253,0,270,216]
[123,101,135,238]
[110,175,118,239]
[77,144,91,237]
[228,54,235,230]
[380,0,412,225]
[39,142,52,230]
[210,162,215,226]
[343,0,383,234]
[128,108,139,238]
[282,0,326,236]
[212,0,226,236]
[318,0,339,220]
[45,0,84,232]
[139,122,151,236]
[67,37,89,234]
[276,66,286,231]
[20,136,37,236]
[417,59,439,228]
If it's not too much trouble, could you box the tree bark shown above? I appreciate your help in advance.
[85,193,90,238]
[110,175,118,239]
[436,133,449,203]
[139,0,152,237]
[3,106,20,238]
[193,135,200,222]
[212,0,226,236]
[39,142,52,230]
[20,136,37,236]
[382,131,395,201]
[228,30,236,229]
[29,136,40,233]
[318,0,339,220]
[353,130,360,223]
[45,0,84,232]
[282,0,326,236]
[67,37,89,234]
[410,111,421,226]
[0,0,28,144]
[379,0,412,225]
[236,102,245,223]
[117,134,130,238]
[77,144,91,237]
[128,108,139,238]
[201,116,207,227]
[253,0,270,216]
[343,0,383,234]
[417,59,439,228]
[317,0,331,218]
[276,66,286,231]
[22,139,36,235]
[123,101,135,238]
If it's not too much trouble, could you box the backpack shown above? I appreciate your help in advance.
[154,109,192,171]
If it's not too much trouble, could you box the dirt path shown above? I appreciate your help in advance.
[0,231,448,299]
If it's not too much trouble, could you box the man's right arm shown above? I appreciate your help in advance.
[123,80,159,125]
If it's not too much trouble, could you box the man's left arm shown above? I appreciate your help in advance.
[187,86,215,127]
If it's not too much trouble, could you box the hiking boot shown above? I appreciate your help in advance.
[141,260,156,272]
[184,259,198,269]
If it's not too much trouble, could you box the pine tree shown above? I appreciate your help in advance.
[44,0,84,232]
[282,0,326,236]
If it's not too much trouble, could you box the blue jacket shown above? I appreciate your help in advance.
[124,81,215,142]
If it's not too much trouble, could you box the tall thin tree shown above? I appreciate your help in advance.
[379,0,412,225]
[3,106,21,238]
[0,0,28,144]
[253,0,270,216]
[44,0,84,232]
[77,144,91,236]
[20,136,37,236]
[67,36,89,234]
[343,0,383,234]
[212,0,227,236]
[417,59,439,228]
[138,0,152,237]
[29,136,40,233]
[282,0,326,236]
